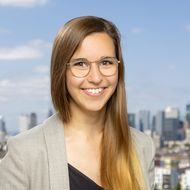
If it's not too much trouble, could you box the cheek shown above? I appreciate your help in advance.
[109,73,118,89]
[66,71,84,93]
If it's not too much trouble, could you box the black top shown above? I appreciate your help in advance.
[68,163,104,190]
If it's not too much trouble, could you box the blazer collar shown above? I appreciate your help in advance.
[42,113,70,190]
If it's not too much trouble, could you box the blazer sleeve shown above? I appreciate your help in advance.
[0,138,29,190]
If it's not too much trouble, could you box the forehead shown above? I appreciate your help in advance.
[71,32,115,60]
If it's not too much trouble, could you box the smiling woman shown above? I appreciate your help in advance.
[0,16,155,190]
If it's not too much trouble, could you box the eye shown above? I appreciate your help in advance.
[101,59,114,66]
[73,61,88,67]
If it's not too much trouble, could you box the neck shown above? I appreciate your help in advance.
[64,101,105,138]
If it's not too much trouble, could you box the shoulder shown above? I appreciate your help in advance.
[6,114,60,160]
[8,113,59,147]
[8,121,44,153]
[5,124,45,166]
[130,127,155,159]
[130,127,154,147]
[9,124,43,146]
[0,115,60,189]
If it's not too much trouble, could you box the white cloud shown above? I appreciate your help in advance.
[0,39,51,61]
[185,24,190,32]
[34,65,49,74]
[0,76,51,132]
[0,79,12,87]
[0,28,11,35]
[0,76,50,102]
[0,0,48,7]
[131,27,143,34]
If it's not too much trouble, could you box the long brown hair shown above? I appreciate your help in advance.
[51,16,145,190]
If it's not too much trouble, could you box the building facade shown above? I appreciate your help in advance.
[163,107,180,141]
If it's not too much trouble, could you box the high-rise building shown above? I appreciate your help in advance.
[186,103,190,128]
[151,115,156,133]
[177,121,185,140]
[139,110,150,132]
[155,111,165,136]
[29,112,37,129]
[19,114,30,132]
[0,116,7,143]
[0,116,7,134]
[19,113,38,133]
[128,113,135,128]
[163,107,180,141]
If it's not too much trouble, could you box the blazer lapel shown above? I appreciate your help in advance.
[42,114,70,190]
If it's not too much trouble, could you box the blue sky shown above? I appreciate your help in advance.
[0,0,190,132]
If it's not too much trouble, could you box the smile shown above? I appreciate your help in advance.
[82,88,105,96]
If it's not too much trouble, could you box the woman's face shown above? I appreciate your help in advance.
[66,32,118,113]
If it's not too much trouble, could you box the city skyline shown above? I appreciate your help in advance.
[1,103,189,133]
[0,0,190,132]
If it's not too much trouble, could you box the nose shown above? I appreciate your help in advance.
[87,62,103,84]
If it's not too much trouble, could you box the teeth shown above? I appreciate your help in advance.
[86,88,103,94]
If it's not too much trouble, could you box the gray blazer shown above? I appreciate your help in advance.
[0,114,155,190]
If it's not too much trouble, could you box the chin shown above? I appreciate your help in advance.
[84,106,105,113]
[82,102,106,113]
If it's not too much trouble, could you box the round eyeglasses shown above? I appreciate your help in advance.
[66,57,120,78]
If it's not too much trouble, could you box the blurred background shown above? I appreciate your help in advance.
[0,0,190,189]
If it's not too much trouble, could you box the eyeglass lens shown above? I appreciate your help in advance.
[69,57,118,77]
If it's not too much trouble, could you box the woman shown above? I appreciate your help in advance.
[0,16,155,190]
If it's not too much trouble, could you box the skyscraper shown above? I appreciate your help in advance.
[151,115,156,133]
[19,114,30,132]
[139,110,150,132]
[0,116,7,134]
[186,103,190,128]
[0,116,7,143]
[128,113,135,128]
[155,111,165,136]
[29,112,37,129]
[19,113,38,132]
[163,107,179,141]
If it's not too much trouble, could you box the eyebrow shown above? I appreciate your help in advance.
[70,56,115,62]
[70,58,87,62]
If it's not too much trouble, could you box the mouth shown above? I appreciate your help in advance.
[81,87,106,96]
